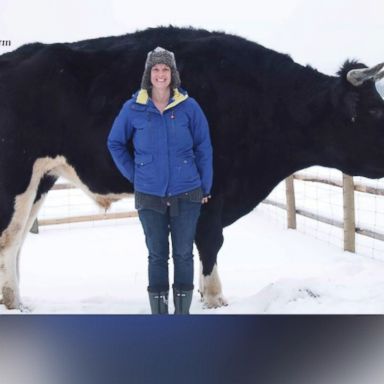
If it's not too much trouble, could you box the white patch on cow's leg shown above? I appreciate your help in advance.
[8,196,47,311]
[199,262,228,308]
[0,241,21,309]
[0,205,32,310]
[0,197,34,309]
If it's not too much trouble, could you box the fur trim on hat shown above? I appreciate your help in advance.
[140,47,181,90]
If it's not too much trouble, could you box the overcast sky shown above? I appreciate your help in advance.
[0,0,383,75]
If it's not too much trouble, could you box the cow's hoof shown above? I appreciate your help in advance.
[202,294,228,309]
[2,285,20,310]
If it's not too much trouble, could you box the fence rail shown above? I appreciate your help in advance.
[38,211,138,226]
[34,176,384,252]
[293,174,384,196]
[31,184,137,233]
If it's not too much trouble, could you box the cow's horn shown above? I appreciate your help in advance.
[374,69,384,81]
[347,62,384,86]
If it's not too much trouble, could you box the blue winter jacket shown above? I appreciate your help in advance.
[107,88,213,197]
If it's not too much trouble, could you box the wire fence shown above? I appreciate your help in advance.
[33,168,384,260]
[259,166,384,261]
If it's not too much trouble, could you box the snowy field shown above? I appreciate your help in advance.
[2,167,384,314]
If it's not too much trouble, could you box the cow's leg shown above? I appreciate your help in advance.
[16,177,56,284]
[0,169,57,309]
[195,197,228,308]
[0,196,49,309]
[0,198,32,310]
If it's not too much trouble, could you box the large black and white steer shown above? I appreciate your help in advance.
[0,27,383,310]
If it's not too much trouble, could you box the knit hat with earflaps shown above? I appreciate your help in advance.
[140,47,181,90]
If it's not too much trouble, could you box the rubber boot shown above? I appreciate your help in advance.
[173,289,193,315]
[148,291,169,314]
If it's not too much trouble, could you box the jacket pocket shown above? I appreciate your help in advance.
[134,154,155,186]
[177,155,200,183]
[134,153,153,166]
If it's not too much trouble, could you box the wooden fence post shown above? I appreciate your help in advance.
[342,173,355,252]
[285,175,297,229]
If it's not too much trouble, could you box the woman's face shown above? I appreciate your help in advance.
[150,64,171,90]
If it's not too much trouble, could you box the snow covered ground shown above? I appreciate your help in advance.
[2,170,384,314]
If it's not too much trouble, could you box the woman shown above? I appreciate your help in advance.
[107,47,213,314]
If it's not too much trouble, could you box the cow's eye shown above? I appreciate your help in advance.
[369,108,384,118]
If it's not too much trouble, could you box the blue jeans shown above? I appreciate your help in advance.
[138,200,201,293]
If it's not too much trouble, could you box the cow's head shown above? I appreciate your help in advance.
[324,61,384,178]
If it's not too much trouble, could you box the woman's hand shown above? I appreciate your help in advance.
[202,195,211,204]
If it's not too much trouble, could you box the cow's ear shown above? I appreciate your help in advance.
[334,60,364,122]
[341,91,359,122]
[331,85,359,122]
